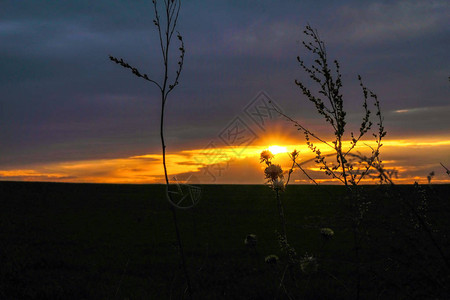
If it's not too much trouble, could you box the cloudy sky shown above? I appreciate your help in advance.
[1,0,449,184]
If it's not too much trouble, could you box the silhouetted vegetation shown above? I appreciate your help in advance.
[109,0,193,297]
[262,25,449,299]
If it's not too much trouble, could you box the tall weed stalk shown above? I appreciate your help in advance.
[109,1,193,298]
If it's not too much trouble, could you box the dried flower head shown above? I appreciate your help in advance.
[260,150,274,165]
[265,164,283,181]
[290,149,300,160]
[265,254,279,264]
[244,234,257,247]
[320,228,334,240]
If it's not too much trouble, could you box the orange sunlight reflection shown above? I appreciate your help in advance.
[0,138,449,184]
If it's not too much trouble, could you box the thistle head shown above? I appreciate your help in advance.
[320,228,334,240]
[260,150,274,165]
[265,254,279,265]
[264,164,283,181]
[244,234,257,247]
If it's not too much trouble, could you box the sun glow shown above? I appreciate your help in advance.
[268,145,288,155]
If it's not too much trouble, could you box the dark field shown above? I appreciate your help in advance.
[1,182,449,299]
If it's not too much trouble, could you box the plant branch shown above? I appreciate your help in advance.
[109,56,162,90]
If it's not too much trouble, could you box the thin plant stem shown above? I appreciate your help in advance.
[157,1,192,296]
[440,162,450,176]
[161,98,193,299]
[275,264,290,300]
[276,189,288,243]
[110,1,192,297]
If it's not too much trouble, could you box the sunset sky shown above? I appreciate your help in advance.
[1,0,449,184]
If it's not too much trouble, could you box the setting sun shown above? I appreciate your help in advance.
[268,145,288,155]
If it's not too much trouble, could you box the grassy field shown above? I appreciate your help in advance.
[1,182,449,299]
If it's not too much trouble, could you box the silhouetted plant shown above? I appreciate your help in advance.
[244,234,258,248]
[260,150,288,242]
[427,171,435,184]
[319,227,334,240]
[441,162,450,176]
[109,1,192,298]
[275,25,391,187]
[259,149,337,298]
[260,150,299,297]
[265,254,279,265]
[266,24,396,299]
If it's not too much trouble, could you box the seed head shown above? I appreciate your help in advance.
[265,164,283,181]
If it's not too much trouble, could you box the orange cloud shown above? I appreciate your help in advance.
[1,138,449,185]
